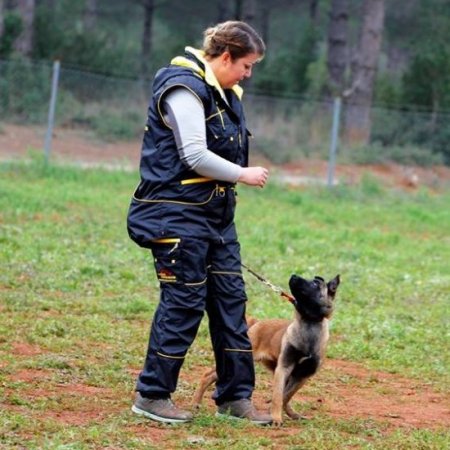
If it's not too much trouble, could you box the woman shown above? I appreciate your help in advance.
[127,21,271,425]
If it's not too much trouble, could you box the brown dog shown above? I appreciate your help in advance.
[193,274,340,425]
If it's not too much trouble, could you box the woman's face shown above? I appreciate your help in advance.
[215,52,261,89]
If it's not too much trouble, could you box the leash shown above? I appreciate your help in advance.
[241,263,296,304]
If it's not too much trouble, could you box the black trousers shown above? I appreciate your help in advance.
[136,236,255,405]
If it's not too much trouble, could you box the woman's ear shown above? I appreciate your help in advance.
[221,51,232,65]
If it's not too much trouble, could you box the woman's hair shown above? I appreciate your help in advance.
[203,21,265,61]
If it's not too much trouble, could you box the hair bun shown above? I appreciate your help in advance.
[202,21,265,60]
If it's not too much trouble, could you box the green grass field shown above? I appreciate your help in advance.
[0,159,449,449]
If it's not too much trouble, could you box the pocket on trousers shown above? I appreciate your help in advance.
[151,240,182,284]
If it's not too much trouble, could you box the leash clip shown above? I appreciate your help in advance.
[242,263,295,304]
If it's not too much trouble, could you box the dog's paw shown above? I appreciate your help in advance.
[272,416,283,427]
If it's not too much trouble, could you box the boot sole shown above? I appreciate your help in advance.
[215,411,272,426]
[132,405,192,424]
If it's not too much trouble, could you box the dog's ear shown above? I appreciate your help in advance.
[327,275,340,298]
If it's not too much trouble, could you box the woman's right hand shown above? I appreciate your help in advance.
[237,166,269,187]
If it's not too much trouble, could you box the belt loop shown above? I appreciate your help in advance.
[216,185,226,197]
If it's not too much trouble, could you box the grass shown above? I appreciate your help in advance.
[0,158,449,449]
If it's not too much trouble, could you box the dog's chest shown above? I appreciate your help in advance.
[281,342,322,379]
[287,319,328,345]
[281,321,329,370]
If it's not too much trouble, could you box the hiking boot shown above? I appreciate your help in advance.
[216,399,273,425]
[131,392,193,424]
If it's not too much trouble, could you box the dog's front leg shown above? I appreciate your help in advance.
[271,365,288,426]
[283,377,308,420]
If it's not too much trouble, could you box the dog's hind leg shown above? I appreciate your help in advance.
[192,368,217,408]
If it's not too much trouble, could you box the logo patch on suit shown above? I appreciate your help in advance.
[158,268,177,282]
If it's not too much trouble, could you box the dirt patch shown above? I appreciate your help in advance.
[3,358,448,442]
[5,374,122,426]
[183,359,449,432]
[278,160,450,191]
[125,424,173,442]
[1,124,449,190]
[11,342,44,356]
[314,359,448,430]
[0,124,140,168]
[13,368,52,383]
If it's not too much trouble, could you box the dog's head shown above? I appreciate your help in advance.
[289,274,340,321]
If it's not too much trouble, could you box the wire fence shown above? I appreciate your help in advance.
[1,58,449,180]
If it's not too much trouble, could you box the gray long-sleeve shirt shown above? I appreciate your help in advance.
[163,88,243,183]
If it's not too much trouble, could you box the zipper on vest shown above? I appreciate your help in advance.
[216,102,225,130]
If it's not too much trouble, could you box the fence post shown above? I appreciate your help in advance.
[327,96,342,188]
[44,60,61,163]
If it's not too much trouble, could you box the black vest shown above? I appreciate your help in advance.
[127,49,250,247]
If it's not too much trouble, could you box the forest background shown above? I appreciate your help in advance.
[0,0,449,165]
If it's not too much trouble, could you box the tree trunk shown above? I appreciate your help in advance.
[240,0,258,91]
[83,0,97,32]
[0,0,4,38]
[234,0,243,20]
[140,0,154,83]
[242,0,257,25]
[344,0,385,144]
[326,0,349,95]
[260,3,270,46]
[12,0,35,56]
[309,0,319,23]
[217,0,232,22]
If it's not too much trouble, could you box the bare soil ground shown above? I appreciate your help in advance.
[5,342,449,437]
[183,359,449,432]
[1,123,450,190]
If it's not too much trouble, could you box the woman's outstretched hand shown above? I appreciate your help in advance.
[238,166,269,187]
